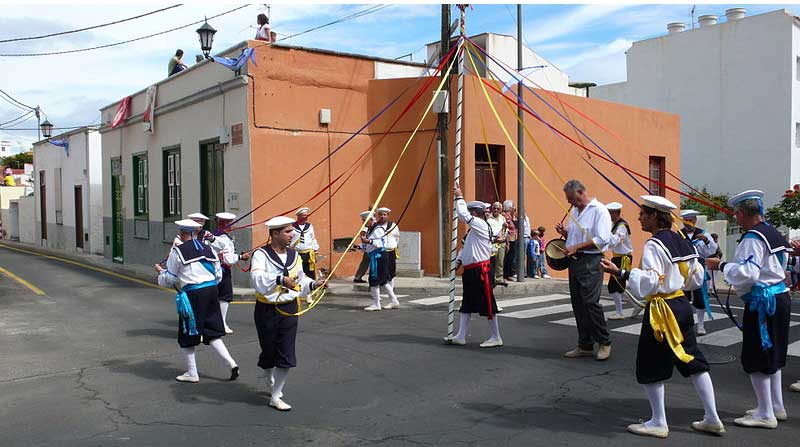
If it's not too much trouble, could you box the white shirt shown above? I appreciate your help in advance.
[723,237,788,296]
[382,222,400,250]
[256,24,271,41]
[250,248,315,303]
[291,222,320,252]
[158,246,222,290]
[210,233,240,267]
[486,214,506,242]
[455,198,491,266]
[683,227,718,258]
[522,215,531,239]
[628,239,704,299]
[362,222,387,253]
[608,220,633,255]
[565,198,612,254]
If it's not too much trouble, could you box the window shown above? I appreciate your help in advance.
[796,123,800,148]
[796,56,800,82]
[54,167,63,224]
[648,156,665,196]
[163,148,181,218]
[133,154,148,216]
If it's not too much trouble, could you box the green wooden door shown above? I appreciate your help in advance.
[111,158,124,262]
[200,141,224,231]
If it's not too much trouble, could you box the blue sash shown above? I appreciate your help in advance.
[698,258,712,319]
[368,248,384,280]
[742,282,787,350]
[175,280,217,335]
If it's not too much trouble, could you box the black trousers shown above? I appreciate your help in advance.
[355,251,369,279]
[741,292,791,374]
[178,285,225,348]
[607,255,632,293]
[503,240,517,278]
[568,254,610,349]
[217,268,233,302]
[298,251,316,280]
[254,300,299,369]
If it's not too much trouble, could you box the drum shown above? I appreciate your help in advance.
[545,239,570,271]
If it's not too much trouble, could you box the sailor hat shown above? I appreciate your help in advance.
[727,189,765,208]
[359,211,372,220]
[640,195,677,213]
[376,207,391,213]
[295,207,310,216]
[215,212,236,220]
[466,201,487,211]
[680,209,700,219]
[175,219,203,231]
[187,212,209,221]
[265,216,296,230]
[605,202,623,211]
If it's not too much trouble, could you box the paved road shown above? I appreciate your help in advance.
[2,245,800,446]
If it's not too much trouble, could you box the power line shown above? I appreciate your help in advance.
[0,123,100,131]
[0,5,183,44]
[0,4,251,57]
[275,4,389,42]
[0,88,35,110]
[0,109,35,128]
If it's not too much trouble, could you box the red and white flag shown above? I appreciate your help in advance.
[142,85,157,133]
[111,96,132,129]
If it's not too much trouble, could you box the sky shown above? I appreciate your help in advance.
[1,2,797,154]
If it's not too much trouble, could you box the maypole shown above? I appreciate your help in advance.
[447,4,468,338]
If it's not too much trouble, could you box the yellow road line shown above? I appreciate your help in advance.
[0,242,172,292]
[0,266,46,295]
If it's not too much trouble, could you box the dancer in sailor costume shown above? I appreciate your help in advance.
[156,219,239,383]
[601,196,724,438]
[353,210,373,283]
[375,207,400,289]
[360,207,401,311]
[443,184,503,348]
[291,207,320,284]
[605,202,638,320]
[170,213,213,248]
[706,190,791,429]
[680,209,719,336]
[210,212,251,334]
[250,216,326,411]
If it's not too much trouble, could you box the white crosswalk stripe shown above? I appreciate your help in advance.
[501,299,613,319]
[609,313,729,336]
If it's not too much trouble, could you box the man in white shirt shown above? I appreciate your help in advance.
[486,202,507,283]
[291,207,320,302]
[555,180,613,361]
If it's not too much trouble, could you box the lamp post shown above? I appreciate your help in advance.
[40,119,53,139]
[196,18,217,59]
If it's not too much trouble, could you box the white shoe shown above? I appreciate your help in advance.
[176,373,199,383]
[791,381,800,392]
[384,302,400,309]
[627,423,668,438]
[269,397,292,411]
[443,336,466,345]
[746,408,787,421]
[496,306,504,312]
[734,414,778,429]
[224,326,234,334]
[696,325,707,336]
[691,419,725,435]
[608,314,626,320]
[306,296,313,304]
[364,304,381,312]
[533,275,541,279]
[543,274,551,279]
[479,338,503,348]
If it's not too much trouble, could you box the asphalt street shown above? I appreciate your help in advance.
[2,245,800,446]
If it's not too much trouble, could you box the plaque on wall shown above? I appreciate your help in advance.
[231,123,243,146]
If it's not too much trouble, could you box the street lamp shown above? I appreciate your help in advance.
[196,18,217,59]
[40,119,53,139]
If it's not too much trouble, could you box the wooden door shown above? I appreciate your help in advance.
[39,170,47,240]
[74,185,83,249]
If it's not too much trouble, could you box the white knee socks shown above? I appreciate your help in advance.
[181,347,198,377]
[611,292,623,316]
[263,367,275,391]
[382,282,399,304]
[642,382,667,428]
[487,317,501,341]
[695,308,706,329]
[271,367,289,399]
[771,370,786,414]
[369,286,381,307]
[209,338,237,369]
[691,372,721,423]
[750,372,775,420]
[454,313,471,341]
[219,301,230,326]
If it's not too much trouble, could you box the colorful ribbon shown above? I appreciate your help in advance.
[743,282,784,350]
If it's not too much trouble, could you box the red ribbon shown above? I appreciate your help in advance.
[464,259,494,320]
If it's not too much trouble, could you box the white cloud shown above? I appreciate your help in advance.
[522,4,635,45]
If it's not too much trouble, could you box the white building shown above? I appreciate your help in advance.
[593,8,800,207]
[0,140,11,156]
[32,126,103,254]
[426,32,586,96]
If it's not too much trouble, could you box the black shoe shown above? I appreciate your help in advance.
[496,281,508,287]
[353,278,366,283]
[229,366,239,381]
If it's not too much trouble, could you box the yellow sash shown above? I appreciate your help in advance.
[385,248,400,259]
[297,249,316,271]
[645,260,694,364]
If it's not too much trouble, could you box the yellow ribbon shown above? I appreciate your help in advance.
[620,254,632,272]
[297,249,316,272]
[646,290,694,363]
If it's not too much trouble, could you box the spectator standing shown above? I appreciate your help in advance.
[502,200,517,280]
[528,231,541,278]
[255,14,272,42]
[536,226,551,278]
[486,202,507,283]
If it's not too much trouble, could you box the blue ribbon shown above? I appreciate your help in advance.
[175,280,217,335]
[695,257,713,319]
[742,282,786,350]
[367,249,383,280]
[212,47,256,72]
[49,139,69,157]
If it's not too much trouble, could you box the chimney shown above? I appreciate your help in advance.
[698,14,718,27]
[725,8,746,21]
[667,22,687,34]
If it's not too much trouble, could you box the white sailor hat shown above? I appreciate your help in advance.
[680,209,700,219]
[376,207,391,213]
[175,219,203,231]
[605,202,623,211]
[483,202,492,210]
[727,189,765,208]
[640,195,677,213]
[359,211,372,219]
[467,200,487,211]
[187,212,209,221]
[215,212,236,220]
[265,216,296,230]
[295,207,310,216]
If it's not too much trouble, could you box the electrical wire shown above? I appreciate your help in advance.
[0,5,250,57]
[274,4,389,42]
[0,109,36,128]
[0,123,100,131]
[0,88,35,110]
[0,5,183,44]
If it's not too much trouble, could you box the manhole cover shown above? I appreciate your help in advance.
[705,352,737,364]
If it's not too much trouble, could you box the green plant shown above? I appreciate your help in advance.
[1,151,32,169]
[766,185,800,229]
[680,188,733,223]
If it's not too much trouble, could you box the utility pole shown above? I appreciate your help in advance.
[35,106,41,141]
[438,4,451,278]
[515,4,526,282]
